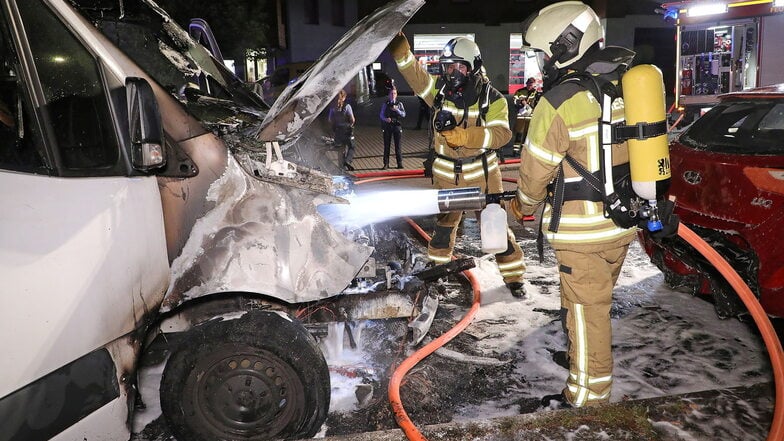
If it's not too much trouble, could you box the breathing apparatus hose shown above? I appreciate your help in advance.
[677,224,784,441]
[352,171,784,441]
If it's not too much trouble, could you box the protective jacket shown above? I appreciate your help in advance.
[512,65,637,252]
[389,36,524,285]
[379,99,406,126]
[390,40,511,184]
[328,103,354,144]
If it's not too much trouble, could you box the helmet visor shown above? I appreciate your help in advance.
[440,61,469,90]
[523,47,548,74]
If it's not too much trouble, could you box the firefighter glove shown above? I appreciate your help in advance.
[644,199,680,241]
[388,32,411,61]
[442,126,469,147]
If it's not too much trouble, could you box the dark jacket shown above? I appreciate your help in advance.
[379,100,406,127]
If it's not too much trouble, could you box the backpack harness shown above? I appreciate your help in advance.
[425,80,493,186]
[535,69,668,260]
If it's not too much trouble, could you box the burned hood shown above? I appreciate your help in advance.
[163,154,373,309]
[256,0,424,145]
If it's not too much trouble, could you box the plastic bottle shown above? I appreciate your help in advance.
[480,203,507,254]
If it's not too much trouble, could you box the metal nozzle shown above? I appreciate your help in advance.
[436,188,519,213]
[437,187,487,212]
[413,257,476,282]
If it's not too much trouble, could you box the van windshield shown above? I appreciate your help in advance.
[71,0,267,126]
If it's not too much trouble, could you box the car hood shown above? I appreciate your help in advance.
[669,142,784,229]
[256,0,424,145]
[71,0,425,306]
[160,0,424,308]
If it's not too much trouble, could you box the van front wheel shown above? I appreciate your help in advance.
[160,310,329,440]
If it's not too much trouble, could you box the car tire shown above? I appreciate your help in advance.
[160,310,329,440]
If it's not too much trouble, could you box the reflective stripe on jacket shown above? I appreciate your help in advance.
[515,80,637,251]
[394,50,511,163]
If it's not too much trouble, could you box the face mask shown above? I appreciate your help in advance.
[441,62,470,91]
[445,69,467,91]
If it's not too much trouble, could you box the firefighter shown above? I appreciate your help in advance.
[509,1,639,408]
[388,34,526,297]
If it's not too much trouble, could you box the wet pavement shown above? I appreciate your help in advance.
[320,95,521,173]
[318,382,774,440]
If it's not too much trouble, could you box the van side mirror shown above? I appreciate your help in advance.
[127,77,165,170]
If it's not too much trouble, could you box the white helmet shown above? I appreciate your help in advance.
[439,37,482,73]
[439,37,482,91]
[521,1,604,69]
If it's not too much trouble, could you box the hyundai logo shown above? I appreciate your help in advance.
[683,170,702,185]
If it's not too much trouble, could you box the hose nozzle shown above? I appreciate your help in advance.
[437,187,486,212]
[436,187,517,213]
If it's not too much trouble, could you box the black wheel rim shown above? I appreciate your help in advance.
[187,347,306,439]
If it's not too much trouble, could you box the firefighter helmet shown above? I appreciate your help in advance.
[439,37,482,90]
[521,1,604,69]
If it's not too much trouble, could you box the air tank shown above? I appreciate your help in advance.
[622,64,671,202]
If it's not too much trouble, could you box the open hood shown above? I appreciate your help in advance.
[256,0,424,145]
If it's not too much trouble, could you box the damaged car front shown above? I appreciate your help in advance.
[639,85,784,319]
[65,0,438,439]
[72,0,427,307]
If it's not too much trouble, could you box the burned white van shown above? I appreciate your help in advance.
[0,0,425,440]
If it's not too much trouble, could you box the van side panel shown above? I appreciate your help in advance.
[49,398,130,441]
[0,172,169,399]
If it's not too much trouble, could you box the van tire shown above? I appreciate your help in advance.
[160,310,329,440]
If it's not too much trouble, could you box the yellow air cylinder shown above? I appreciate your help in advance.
[621,64,671,201]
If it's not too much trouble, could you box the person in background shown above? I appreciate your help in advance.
[510,1,677,409]
[511,78,538,150]
[513,89,533,117]
[388,34,527,298]
[379,87,406,169]
[328,89,356,171]
[521,77,541,109]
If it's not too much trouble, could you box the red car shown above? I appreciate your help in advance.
[640,84,784,318]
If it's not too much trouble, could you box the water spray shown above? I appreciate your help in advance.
[318,186,515,228]
[319,186,518,254]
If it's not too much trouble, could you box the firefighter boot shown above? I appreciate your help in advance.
[540,392,573,410]
[506,282,527,299]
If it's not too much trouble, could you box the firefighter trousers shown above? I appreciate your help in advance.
[555,245,629,407]
[427,165,525,284]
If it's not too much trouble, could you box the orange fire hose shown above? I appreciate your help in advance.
[386,218,482,441]
[352,172,784,440]
[669,111,686,132]
[677,224,784,441]
[355,174,483,440]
